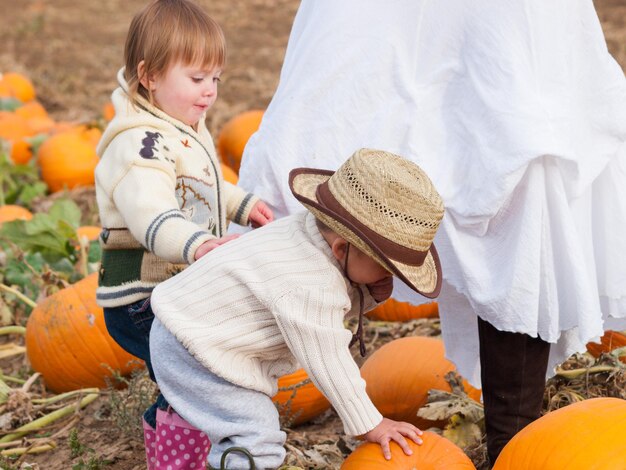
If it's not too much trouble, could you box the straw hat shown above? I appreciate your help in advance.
[289,148,444,298]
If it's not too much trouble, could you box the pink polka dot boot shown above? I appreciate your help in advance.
[143,417,157,470]
[154,408,211,469]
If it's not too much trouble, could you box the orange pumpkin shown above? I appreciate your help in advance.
[102,102,115,122]
[493,398,626,469]
[37,126,100,192]
[0,72,36,102]
[360,337,481,429]
[0,205,33,225]
[341,432,476,470]
[221,163,239,185]
[272,368,331,426]
[368,299,439,322]
[217,109,264,173]
[586,330,626,360]
[25,273,143,393]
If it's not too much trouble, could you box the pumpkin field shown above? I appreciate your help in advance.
[1,1,626,469]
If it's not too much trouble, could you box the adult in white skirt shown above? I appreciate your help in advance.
[233,0,626,465]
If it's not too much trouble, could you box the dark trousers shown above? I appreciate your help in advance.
[478,316,550,467]
[104,298,168,428]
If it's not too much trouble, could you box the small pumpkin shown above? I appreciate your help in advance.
[76,225,102,243]
[0,205,33,225]
[0,72,36,102]
[586,330,626,360]
[217,109,264,173]
[493,398,626,469]
[272,368,331,426]
[102,102,115,122]
[37,126,100,192]
[368,299,439,322]
[341,432,476,470]
[221,163,239,185]
[360,337,481,429]
[25,273,143,393]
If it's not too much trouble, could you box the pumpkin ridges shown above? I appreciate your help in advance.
[340,431,476,469]
[493,398,626,470]
[360,337,481,429]
[586,330,626,361]
[25,273,141,392]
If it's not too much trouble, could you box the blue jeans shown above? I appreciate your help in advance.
[104,298,168,428]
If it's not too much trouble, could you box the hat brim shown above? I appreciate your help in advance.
[289,169,442,298]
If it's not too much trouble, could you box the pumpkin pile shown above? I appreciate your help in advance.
[0,71,103,192]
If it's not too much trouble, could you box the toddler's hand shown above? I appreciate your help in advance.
[364,418,423,460]
[366,275,394,302]
[249,200,274,228]
[194,234,240,260]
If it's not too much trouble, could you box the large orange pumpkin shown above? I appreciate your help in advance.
[272,368,331,426]
[25,273,143,393]
[493,398,626,469]
[368,299,439,322]
[341,432,476,470]
[0,205,33,225]
[217,109,264,173]
[0,72,36,102]
[221,163,239,185]
[586,330,626,360]
[360,337,481,429]
[37,126,100,192]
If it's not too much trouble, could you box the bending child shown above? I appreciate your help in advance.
[94,0,273,467]
[150,148,444,469]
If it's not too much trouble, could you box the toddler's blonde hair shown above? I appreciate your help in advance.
[124,0,226,105]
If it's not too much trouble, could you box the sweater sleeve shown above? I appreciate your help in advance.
[112,164,215,264]
[271,287,383,436]
[222,181,259,226]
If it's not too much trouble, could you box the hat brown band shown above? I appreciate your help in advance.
[315,181,429,266]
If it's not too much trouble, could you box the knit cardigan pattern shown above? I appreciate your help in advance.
[95,68,258,307]
[151,212,384,436]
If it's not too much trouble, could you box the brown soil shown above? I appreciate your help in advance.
[1,1,625,469]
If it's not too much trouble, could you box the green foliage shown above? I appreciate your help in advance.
[69,429,113,469]
[0,150,48,206]
[0,199,81,259]
[0,97,22,112]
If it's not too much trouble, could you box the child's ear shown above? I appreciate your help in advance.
[330,237,348,263]
[137,60,154,90]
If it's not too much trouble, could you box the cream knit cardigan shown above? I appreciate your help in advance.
[95,69,257,307]
[151,211,384,436]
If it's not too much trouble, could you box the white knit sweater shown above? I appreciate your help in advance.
[151,211,384,436]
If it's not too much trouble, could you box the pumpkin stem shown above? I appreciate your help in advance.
[0,325,26,335]
[0,390,99,443]
[555,365,621,379]
[0,283,37,308]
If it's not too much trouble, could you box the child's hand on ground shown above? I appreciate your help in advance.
[194,234,240,260]
[249,200,274,228]
[364,417,423,460]
[366,275,394,302]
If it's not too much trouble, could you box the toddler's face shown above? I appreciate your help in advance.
[345,244,392,285]
[148,60,221,129]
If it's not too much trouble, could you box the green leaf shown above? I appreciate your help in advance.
[0,97,22,111]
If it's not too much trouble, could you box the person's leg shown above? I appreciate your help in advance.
[477,316,550,467]
[151,318,287,470]
[104,298,169,468]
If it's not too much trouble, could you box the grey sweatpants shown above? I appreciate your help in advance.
[150,318,287,470]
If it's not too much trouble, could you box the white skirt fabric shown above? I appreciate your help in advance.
[235,0,626,386]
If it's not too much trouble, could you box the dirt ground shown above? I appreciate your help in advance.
[1,1,626,469]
